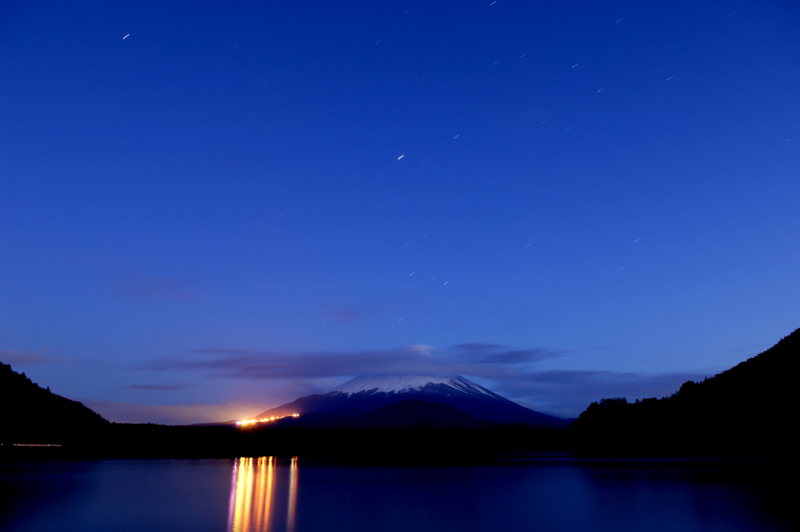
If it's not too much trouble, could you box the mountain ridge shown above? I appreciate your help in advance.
[0,361,108,444]
[570,327,800,455]
[256,374,569,428]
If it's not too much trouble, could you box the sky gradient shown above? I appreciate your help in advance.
[2,0,799,423]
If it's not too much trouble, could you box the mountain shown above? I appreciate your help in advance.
[256,374,569,428]
[338,399,491,429]
[0,362,108,444]
[570,328,800,456]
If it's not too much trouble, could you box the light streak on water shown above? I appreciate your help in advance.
[228,457,298,532]
[287,458,298,532]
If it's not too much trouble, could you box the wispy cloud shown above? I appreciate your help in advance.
[499,370,709,418]
[723,344,765,355]
[323,305,361,323]
[452,343,569,364]
[321,293,428,324]
[82,399,263,425]
[146,343,566,382]
[124,383,191,391]
[143,343,716,418]
[0,349,59,366]
[107,275,203,303]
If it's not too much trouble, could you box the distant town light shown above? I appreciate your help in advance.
[236,413,299,427]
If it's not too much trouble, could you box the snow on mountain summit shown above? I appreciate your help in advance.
[255,373,570,427]
[331,374,497,398]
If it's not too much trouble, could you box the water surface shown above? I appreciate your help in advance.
[0,458,790,531]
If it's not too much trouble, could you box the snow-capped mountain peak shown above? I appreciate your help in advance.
[254,373,570,428]
[331,374,497,398]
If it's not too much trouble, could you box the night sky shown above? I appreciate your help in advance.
[2,1,798,424]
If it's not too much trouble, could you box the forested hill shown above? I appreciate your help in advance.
[0,362,107,444]
[570,328,800,456]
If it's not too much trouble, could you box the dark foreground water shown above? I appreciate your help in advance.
[0,457,792,532]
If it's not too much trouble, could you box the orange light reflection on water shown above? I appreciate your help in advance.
[228,457,298,532]
[287,457,297,532]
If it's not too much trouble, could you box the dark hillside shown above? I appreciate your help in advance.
[570,328,800,456]
[0,362,108,444]
[333,399,491,428]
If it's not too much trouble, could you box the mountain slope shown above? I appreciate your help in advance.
[570,328,800,456]
[334,399,491,428]
[257,374,569,428]
[0,362,108,443]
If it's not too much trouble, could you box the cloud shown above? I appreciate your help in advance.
[143,344,720,418]
[146,343,565,382]
[81,399,264,425]
[452,343,504,351]
[124,383,191,391]
[321,293,428,324]
[323,305,361,323]
[107,275,202,303]
[0,349,58,366]
[497,370,710,419]
[150,346,449,379]
[453,343,569,364]
[723,344,765,355]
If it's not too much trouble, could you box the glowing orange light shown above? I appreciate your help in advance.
[229,456,299,532]
[235,413,300,427]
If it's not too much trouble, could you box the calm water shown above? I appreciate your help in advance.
[0,457,791,532]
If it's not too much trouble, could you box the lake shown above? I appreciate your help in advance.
[0,457,792,531]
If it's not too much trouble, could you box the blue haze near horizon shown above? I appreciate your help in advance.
[1,1,799,423]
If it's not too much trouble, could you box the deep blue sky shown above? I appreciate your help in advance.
[2,0,798,423]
